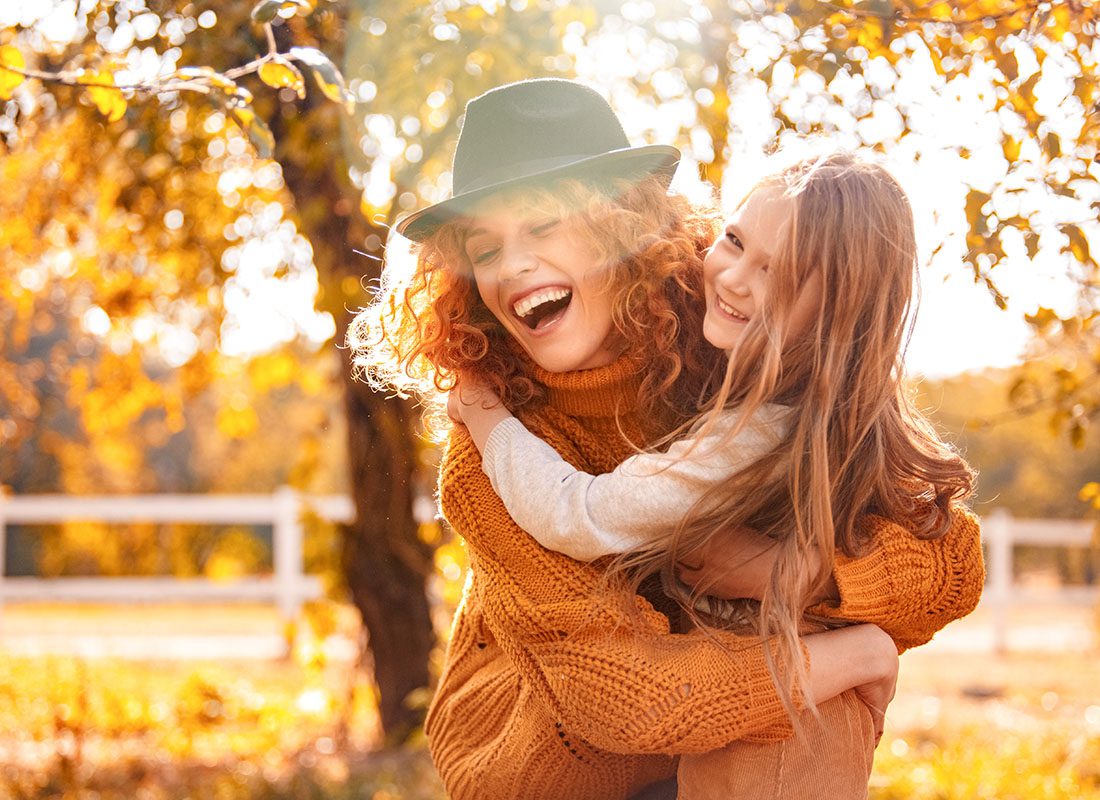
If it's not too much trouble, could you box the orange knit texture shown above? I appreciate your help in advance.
[425,356,984,800]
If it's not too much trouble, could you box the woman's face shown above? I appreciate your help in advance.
[463,198,622,373]
[702,186,819,352]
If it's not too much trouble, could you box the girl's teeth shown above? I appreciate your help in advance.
[718,297,748,320]
[514,288,570,318]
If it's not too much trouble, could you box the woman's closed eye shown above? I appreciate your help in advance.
[530,218,560,236]
[469,247,499,267]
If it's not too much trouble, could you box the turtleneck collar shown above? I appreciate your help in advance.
[517,349,645,418]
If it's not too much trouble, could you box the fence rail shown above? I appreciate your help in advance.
[0,487,352,620]
[0,494,1095,653]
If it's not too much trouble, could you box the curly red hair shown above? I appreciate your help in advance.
[350,176,722,430]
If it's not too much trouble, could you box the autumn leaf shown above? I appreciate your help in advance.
[0,45,25,100]
[173,66,239,94]
[1060,224,1093,265]
[227,104,275,158]
[78,68,127,122]
[289,47,355,112]
[1025,307,1058,332]
[251,0,309,24]
[259,58,305,98]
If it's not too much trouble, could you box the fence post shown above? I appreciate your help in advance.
[273,486,303,621]
[987,508,1013,654]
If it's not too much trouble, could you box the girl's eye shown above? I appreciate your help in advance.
[725,232,743,249]
[531,219,560,236]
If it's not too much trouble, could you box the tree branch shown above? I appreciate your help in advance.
[818,0,1042,28]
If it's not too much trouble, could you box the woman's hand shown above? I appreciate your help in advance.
[852,650,898,746]
[446,379,511,454]
[802,623,898,745]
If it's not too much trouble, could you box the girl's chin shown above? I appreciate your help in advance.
[703,319,743,351]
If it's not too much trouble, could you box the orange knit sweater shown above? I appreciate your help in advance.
[426,357,984,800]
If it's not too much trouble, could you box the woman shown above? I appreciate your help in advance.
[351,78,983,799]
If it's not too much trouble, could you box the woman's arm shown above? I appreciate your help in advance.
[807,507,985,652]
[450,381,784,561]
[440,433,896,754]
[679,505,985,652]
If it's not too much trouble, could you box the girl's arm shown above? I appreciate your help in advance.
[450,381,784,561]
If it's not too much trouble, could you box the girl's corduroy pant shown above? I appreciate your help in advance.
[677,689,876,800]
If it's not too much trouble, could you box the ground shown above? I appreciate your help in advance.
[0,601,1095,799]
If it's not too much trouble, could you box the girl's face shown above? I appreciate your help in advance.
[702,186,819,351]
[463,199,622,373]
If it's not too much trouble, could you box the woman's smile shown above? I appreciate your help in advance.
[508,284,574,332]
[466,201,622,372]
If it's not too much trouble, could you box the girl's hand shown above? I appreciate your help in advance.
[446,379,511,454]
[447,379,501,424]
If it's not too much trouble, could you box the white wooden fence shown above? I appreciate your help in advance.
[0,487,353,620]
[0,495,1095,652]
[981,508,1097,653]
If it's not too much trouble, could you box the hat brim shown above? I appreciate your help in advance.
[394,144,681,243]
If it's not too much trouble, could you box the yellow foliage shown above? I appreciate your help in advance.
[297,366,326,396]
[925,2,953,21]
[0,44,25,100]
[77,68,127,123]
[856,17,885,51]
[204,528,269,581]
[258,58,305,99]
[432,538,468,610]
[216,402,260,439]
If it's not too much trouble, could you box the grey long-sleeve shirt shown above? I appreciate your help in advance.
[480,405,789,561]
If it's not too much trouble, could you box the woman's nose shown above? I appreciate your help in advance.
[498,244,538,280]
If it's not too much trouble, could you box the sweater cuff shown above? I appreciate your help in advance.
[480,416,528,492]
[807,549,897,628]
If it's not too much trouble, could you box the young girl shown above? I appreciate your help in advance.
[354,78,982,800]
[447,152,979,798]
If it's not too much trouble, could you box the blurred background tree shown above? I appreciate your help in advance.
[2,0,1097,744]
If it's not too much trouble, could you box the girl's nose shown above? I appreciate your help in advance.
[717,262,753,297]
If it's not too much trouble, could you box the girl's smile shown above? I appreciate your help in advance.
[703,186,819,351]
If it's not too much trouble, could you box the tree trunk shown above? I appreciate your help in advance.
[336,347,434,741]
[222,4,438,742]
[269,100,435,747]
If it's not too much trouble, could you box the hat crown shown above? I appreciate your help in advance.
[394,78,680,241]
[452,79,631,195]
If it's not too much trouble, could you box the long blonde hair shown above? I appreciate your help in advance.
[616,152,974,714]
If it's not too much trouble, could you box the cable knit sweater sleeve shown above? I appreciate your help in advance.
[808,506,985,652]
[480,408,984,654]
[440,429,801,755]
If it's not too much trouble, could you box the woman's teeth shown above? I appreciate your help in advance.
[717,296,749,321]
[513,287,571,319]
